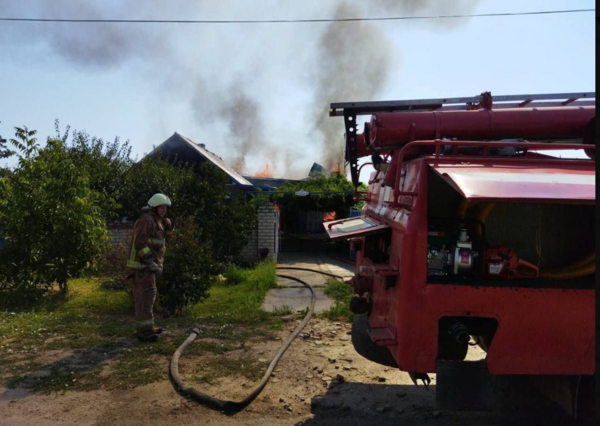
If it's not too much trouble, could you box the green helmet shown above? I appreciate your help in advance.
[148,193,172,208]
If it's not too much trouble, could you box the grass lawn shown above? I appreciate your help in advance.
[0,261,282,393]
[320,280,355,323]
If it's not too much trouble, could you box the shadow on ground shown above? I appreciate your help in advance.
[296,381,576,426]
[0,336,138,402]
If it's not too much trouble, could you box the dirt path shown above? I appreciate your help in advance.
[0,317,574,426]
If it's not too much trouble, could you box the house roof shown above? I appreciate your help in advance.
[147,132,254,188]
[309,163,331,177]
[242,176,300,191]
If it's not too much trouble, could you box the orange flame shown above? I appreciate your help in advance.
[323,211,336,222]
[274,203,281,229]
[255,162,274,178]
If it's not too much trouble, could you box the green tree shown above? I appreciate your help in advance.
[0,135,13,159]
[120,158,256,265]
[0,133,108,293]
[58,121,133,220]
[10,126,38,162]
[118,158,257,313]
[158,216,212,315]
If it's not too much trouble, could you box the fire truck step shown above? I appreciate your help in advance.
[367,327,397,346]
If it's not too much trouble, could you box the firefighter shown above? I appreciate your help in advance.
[125,193,173,342]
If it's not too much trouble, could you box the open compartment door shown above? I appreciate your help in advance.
[429,163,596,202]
[324,216,389,240]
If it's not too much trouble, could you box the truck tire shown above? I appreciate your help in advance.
[476,334,493,352]
[576,375,595,426]
[351,314,398,368]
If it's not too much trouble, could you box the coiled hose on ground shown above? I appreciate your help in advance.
[170,267,346,414]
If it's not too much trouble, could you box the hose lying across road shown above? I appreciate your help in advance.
[170,267,346,414]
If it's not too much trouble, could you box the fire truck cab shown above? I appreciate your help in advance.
[325,92,596,420]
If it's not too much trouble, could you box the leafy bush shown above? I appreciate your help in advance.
[157,217,213,316]
[0,125,257,307]
[0,131,108,293]
[0,271,49,310]
[97,243,130,290]
[119,159,257,315]
[119,158,257,264]
[0,130,13,159]
[223,264,246,286]
[272,171,360,219]
[58,122,133,221]
[321,280,355,322]
[96,243,129,277]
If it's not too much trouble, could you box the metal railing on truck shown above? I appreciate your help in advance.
[330,92,596,187]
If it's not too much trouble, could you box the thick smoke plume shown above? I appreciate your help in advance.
[313,0,481,170]
[372,0,481,28]
[3,0,480,177]
[190,78,266,175]
[0,1,171,68]
[314,2,393,171]
[217,86,266,173]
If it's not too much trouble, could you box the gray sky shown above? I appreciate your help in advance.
[0,0,596,178]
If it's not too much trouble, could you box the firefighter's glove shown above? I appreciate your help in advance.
[147,262,162,275]
[147,262,160,274]
[142,256,162,276]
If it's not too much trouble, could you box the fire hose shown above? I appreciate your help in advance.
[170,267,345,414]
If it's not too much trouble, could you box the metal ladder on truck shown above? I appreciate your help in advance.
[329,92,596,186]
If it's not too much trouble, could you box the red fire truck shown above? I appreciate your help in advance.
[324,92,596,421]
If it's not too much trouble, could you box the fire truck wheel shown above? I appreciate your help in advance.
[475,334,493,352]
[576,375,595,426]
[351,314,398,368]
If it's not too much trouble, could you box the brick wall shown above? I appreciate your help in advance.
[107,221,133,246]
[237,201,279,264]
[109,204,279,265]
[237,228,258,264]
[257,202,277,260]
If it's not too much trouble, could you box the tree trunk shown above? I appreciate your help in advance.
[58,279,68,293]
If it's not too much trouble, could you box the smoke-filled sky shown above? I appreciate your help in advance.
[0,0,596,178]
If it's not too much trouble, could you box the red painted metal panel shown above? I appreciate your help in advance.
[369,107,595,147]
[361,158,595,376]
[429,162,596,202]
[417,285,595,375]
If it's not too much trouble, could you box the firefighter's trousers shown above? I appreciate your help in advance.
[132,270,157,334]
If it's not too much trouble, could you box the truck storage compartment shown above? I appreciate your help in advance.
[426,168,595,288]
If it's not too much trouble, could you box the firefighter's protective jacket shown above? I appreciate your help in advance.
[125,208,166,278]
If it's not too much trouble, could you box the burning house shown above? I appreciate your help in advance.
[145,132,255,191]
[120,132,339,263]
[141,132,279,262]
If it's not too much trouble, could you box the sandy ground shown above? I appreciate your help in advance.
[0,317,574,426]
[0,253,576,425]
